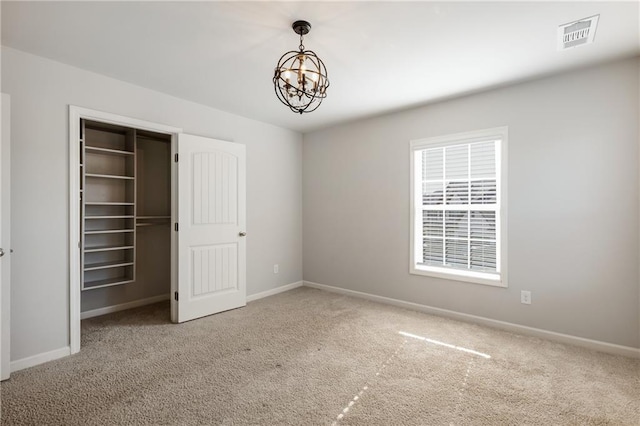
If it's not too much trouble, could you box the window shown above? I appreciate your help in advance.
[410,127,507,287]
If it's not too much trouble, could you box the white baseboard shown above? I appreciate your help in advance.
[303,281,640,359]
[247,281,304,302]
[11,346,71,373]
[81,294,170,320]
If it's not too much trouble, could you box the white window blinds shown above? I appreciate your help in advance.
[411,128,506,286]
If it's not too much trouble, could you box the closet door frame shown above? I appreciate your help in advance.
[68,106,182,354]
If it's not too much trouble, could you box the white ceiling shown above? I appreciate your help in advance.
[2,1,638,133]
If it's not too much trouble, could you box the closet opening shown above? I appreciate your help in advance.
[73,114,179,348]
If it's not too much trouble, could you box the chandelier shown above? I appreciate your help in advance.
[273,20,329,114]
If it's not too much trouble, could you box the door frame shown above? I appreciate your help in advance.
[1,93,11,380]
[68,106,182,354]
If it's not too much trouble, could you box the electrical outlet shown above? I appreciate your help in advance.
[273,264,279,274]
[521,290,532,305]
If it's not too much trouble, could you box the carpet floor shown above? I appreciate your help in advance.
[1,287,639,425]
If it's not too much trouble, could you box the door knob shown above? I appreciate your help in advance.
[239,232,247,237]
[0,248,4,257]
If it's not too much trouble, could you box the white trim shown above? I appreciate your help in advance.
[303,281,640,359]
[410,127,509,150]
[10,346,71,373]
[1,94,11,381]
[69,105,183,355]
[411,265,504,288]
[80,294,170,320]
[170,134,178,323]
[69,107,81,354]
[246,281,304,302]
[69,106,183,135]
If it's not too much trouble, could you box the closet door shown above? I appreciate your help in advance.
[176,134,246,322]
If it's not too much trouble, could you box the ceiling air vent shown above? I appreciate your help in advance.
[558,14,599,50]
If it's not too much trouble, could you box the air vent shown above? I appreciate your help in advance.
[558,15,599,50]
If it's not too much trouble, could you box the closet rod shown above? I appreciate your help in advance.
[136,134,171,142]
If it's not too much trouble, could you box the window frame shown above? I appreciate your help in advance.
[409,127,508,287]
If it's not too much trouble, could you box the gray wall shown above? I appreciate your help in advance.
[303,57,640,348]
[2,47,303,361]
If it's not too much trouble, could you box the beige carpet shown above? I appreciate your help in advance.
[1,287,639,425]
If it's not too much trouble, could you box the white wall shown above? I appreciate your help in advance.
[303,57,640,348]
[1,47,303,362]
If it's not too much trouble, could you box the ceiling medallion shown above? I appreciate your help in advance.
[273,20,330,114]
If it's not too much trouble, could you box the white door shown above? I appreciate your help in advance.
[1,94,11,380]
[175,134,246,323]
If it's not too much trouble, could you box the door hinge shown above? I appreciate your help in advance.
[174,153,179,162]
[174,291,179,301]
[174,223,178,231]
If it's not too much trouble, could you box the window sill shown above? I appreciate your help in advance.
[410,265,507,288]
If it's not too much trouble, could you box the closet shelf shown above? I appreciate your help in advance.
[85,173,135,180]
[85,202,134,206]
[85,215,135,220]
[136,216,171,219]
[83,277,134,290]
[85,146,134,156]
[85,229,134,235]
[84,261,135,271]
[84,245,134,253]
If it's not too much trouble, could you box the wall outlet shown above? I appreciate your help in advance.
[273,264,279,274]
[521,290,532,305]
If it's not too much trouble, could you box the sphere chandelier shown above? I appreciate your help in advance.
[273,20,329,114]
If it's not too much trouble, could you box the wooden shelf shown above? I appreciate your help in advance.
[85,146,134,156]
[85,173,134,180]
[85,215,134,219]
[83,277,134,290]
[84,245,135,253]
[136,216,170,219]
[85,229,134,235]
[84,261,134,271]
[85,202,134,206]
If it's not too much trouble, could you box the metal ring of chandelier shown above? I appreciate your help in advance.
[273,20,330,114]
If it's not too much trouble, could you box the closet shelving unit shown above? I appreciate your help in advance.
[79,120,172,294]
[81,120,137,290]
